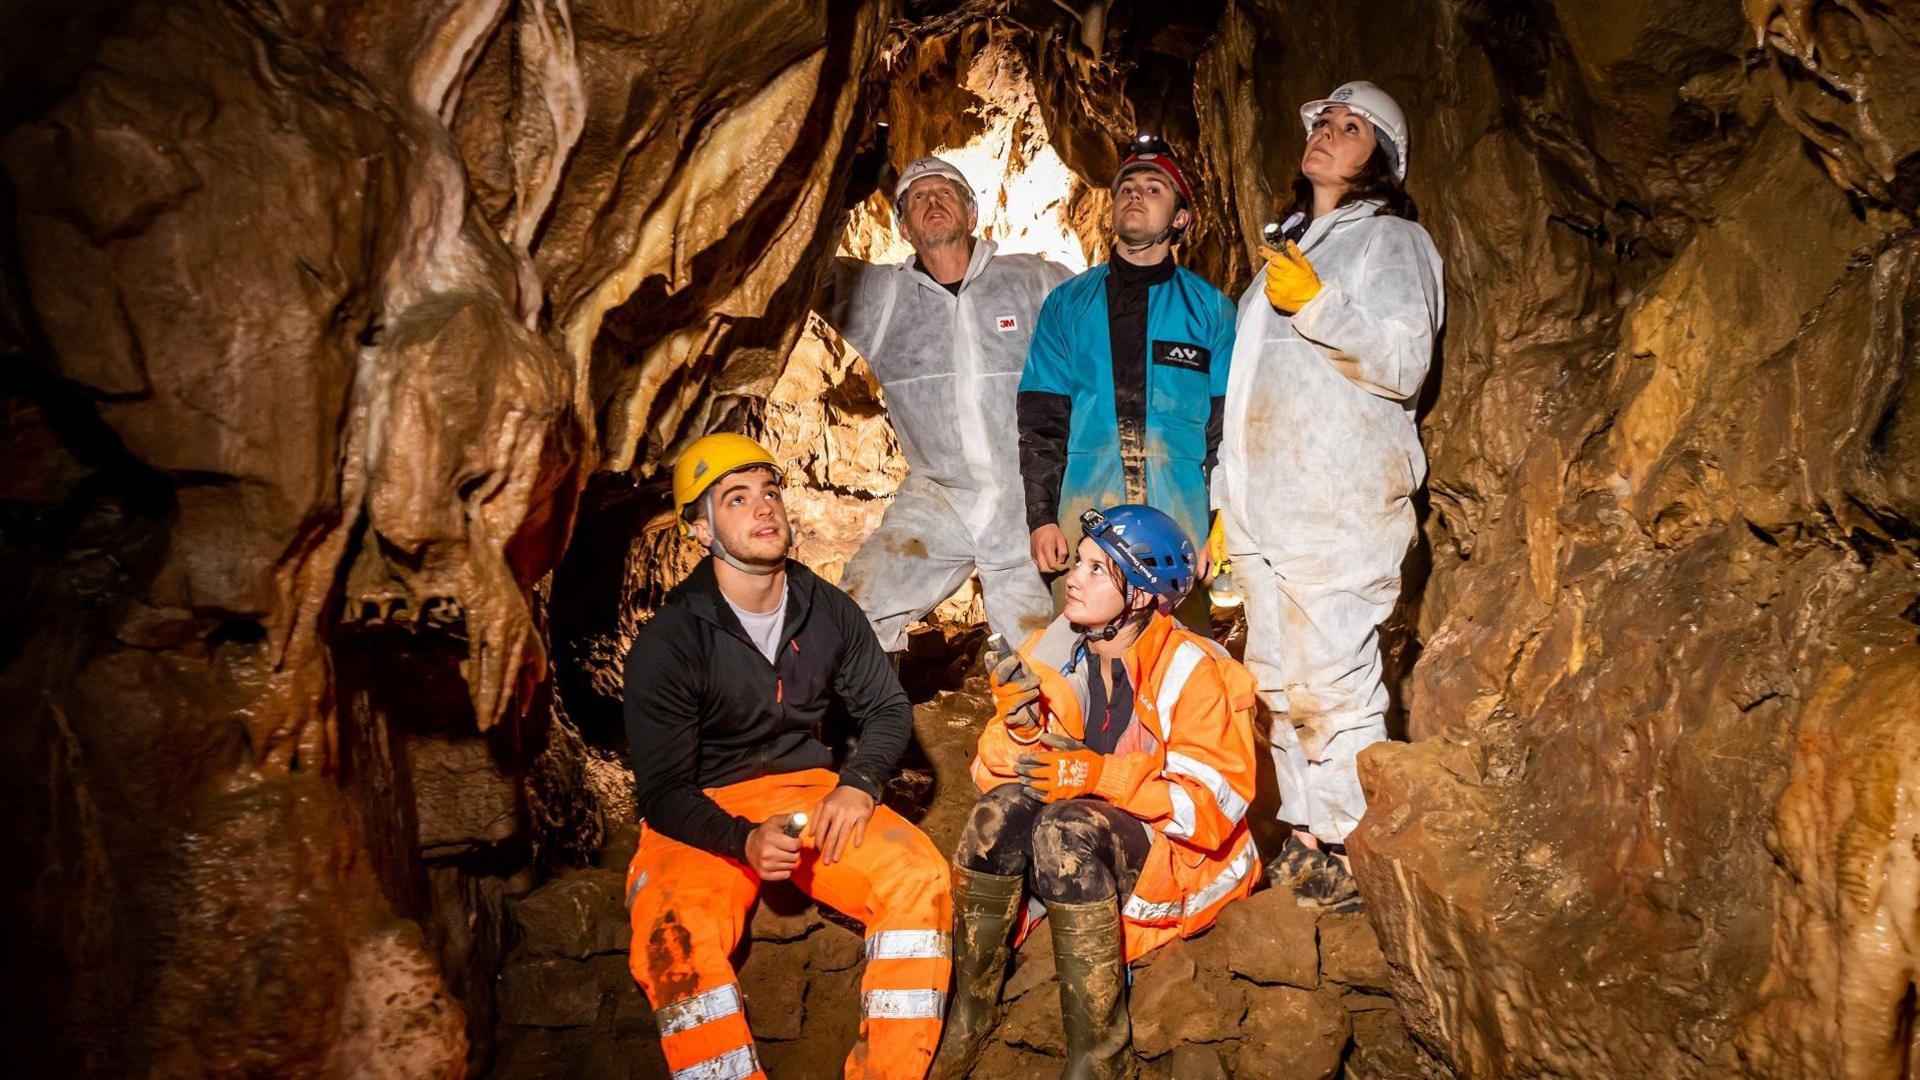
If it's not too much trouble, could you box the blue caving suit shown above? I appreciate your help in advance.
[1017,255,1236,565]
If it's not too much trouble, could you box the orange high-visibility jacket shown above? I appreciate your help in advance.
[971,611,1263,960]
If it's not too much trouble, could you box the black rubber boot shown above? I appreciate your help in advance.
[928,866,1025,1079]
[1049,898,1135,1080]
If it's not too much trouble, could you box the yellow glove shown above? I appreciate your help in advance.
[1207,512,1227,568]
[1262,240,1322,313]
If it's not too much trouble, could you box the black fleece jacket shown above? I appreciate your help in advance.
[622,558,912,859]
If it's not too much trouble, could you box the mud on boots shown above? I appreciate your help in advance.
[933,505,1264,1076]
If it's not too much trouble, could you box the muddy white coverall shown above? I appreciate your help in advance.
[1215,199,1444,844]
[822,238,1071,651]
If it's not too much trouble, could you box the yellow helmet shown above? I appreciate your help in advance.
[672,433,782,523]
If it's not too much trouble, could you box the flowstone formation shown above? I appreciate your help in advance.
[3,0,890,1072]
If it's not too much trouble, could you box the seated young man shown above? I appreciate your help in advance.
[929,505,1262,1078]
[622,433,951,1080]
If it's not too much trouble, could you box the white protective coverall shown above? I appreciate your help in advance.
[1215,199,1444,843]
[822,238,1072,652]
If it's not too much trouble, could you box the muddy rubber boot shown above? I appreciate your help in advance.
[1285,837,1363,913]
[928,866,1025,1080]
[1049,898,1135,1080]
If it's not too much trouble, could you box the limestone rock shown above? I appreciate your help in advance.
[1210,887,1320,988]
[1230,984,1351,1080]
[750,887,826,943]
[810,923,867,973]
[1004,925,1057,1001]
[997,975,1068,1056]
[1145,1043,1230,1080]
[1128,948,1246,1058]
[739,940,809,1042]
[1319,915,1391,995]
[411,736,523,856]
[497,958,611,1029]
[511,870,630,960]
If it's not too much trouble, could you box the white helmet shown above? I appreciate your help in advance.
[1300,81,1410,181]
[893,155,975,225]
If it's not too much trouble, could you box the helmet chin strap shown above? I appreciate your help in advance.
[1066,585,1153,672]
[704,490,782,577]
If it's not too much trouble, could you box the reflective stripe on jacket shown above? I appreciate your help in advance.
[970,612,1262,960]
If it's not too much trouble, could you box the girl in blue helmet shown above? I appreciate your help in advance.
[929,505,1263,1079]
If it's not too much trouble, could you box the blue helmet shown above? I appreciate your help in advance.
[1078,505,1196,611]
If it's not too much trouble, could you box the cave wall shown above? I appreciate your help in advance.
[6,0,1919,1075]
[1181,0,1920,1076]
[0,0,890,1071]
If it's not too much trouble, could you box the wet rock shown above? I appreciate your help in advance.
[511,870,630,959]
[1230,984,1351,1080]
[749,886,826,942]
[411,736,523,856]
[1345,1007,1428,1080]
[496,958,614,1029]
[1210,886,1320,988]
[739,941,809,1042]
[1128,948,1246,1057]
[1318,915,1391,995]
[596,823,640,872]
[976,1038,1063,1073]
[331,920,471,1080]
[810,923,867,973]
[997,974,1068,1056]
[1146,1043,1230,1079]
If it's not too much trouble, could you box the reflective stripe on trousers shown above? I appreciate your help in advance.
[626,768,951,1080]
[672,1045,762,1080]
[863,988,948,1019]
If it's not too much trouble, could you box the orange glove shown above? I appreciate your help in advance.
[1261,240,1322,313]
[1015,733,1106,802]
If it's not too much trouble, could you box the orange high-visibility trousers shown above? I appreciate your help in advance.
[626,769,952,1079]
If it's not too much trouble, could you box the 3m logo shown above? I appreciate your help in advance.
[1333,87,1354,101]
[1152,340,1210,372]
[995,315,1018,332]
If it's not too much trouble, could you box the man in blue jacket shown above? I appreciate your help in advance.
[1018,138,1236,630]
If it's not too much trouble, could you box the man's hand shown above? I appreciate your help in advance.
[990,651,1043,735]
[810,786,876,866]
[744,815,804,881]
[1195,542,1214,587]
[1030,524,1070,573]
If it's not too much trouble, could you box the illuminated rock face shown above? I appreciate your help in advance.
[3,0,1917,1077]
[1188,2,1920,1077]
[2,0,888,1072]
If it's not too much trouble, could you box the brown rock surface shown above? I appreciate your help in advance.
[2,0,890,1071]
[1187,1,1919,1077]
[7,0,1919,1076]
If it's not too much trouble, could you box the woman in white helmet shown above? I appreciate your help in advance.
[1212,80,1445,910]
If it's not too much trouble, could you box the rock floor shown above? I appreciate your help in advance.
[490,664,1439,1078]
